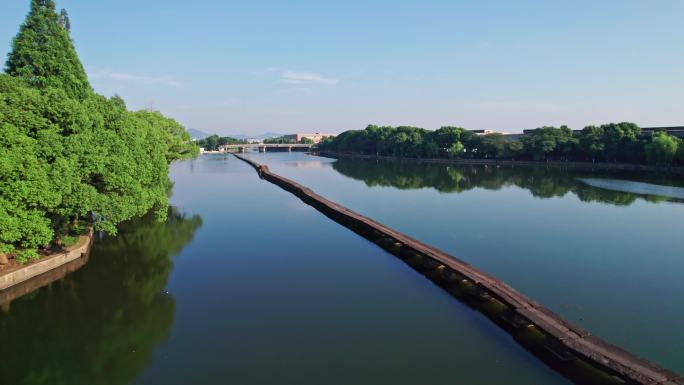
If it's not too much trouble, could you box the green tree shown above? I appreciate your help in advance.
[433,126,464,153]
[447,141,465,158]
[600,122,642,162]
[645,132,679,165]
[579,125,605,161]
[459,130,482,157]
[506,140,524,159]
[520,127,561,161]
[134,110,199,161]
[0,75,73,261]
[478,133,509,158]
[1,2,199,262]
[5,0,91,99]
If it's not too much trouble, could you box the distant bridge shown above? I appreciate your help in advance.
[212,143,315,153]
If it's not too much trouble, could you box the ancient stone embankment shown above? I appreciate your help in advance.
[233,153,682,385]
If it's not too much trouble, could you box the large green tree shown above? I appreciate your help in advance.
[1,2,198,262]
[5,0,91,100]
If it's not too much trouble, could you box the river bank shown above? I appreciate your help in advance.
[317,151,684,175]
[0,230,94,292]
[233,152,683,385]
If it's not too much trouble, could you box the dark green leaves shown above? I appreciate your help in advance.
[6,0,91,100]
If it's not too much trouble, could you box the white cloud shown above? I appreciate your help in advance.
[280,71,339,85]
[88,69,184,87]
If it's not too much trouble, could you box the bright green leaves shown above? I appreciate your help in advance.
[0,122,57,256]
[645,132,680,165]
[0,74,197,259]
[1,2,198,261]
[134,110,199,162]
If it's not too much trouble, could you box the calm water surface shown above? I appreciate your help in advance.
[246,152,684,374]
[0,155,569,385]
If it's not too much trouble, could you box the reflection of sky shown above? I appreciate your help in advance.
[244,152,684,374]
[578,178,684,200]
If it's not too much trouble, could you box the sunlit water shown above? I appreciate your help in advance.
[0,154,569,385]
[245,152,684,374]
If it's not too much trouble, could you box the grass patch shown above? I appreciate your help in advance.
[61,235,81,248]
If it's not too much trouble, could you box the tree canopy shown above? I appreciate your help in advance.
[320,124,682,167]
[0,1,198,262]
[5,0,91,100]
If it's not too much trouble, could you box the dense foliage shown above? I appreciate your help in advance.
[0,1,198,262]
[6,0,90,100]
[196,135,246,151]
[320,124,684,166]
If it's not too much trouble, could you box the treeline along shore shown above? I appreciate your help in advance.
[0,1,198,267]
[318,124,684,169]
[319,151,684,176]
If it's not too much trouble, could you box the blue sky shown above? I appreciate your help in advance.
[2,0,683,135]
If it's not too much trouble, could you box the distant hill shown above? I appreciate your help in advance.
[187,128,212,140]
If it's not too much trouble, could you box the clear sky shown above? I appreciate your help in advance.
[2,0,683,135]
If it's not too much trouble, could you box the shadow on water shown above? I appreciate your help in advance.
[331,158,684,205]
[0,207,202,385]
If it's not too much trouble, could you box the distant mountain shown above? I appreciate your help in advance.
[187,128,212,140]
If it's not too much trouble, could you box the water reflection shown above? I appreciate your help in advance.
[0,208,202,385]
[331,158,683,205]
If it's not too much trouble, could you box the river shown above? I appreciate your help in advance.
[245,152,684,375]
[0,154,572,385]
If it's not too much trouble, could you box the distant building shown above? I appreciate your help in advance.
[642,126,684,138]
[284,132,336,144]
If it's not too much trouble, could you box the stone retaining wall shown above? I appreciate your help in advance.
[0,230,94,292]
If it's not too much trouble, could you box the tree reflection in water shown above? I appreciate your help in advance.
[331,158,683,205]
[0,207,202,385]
